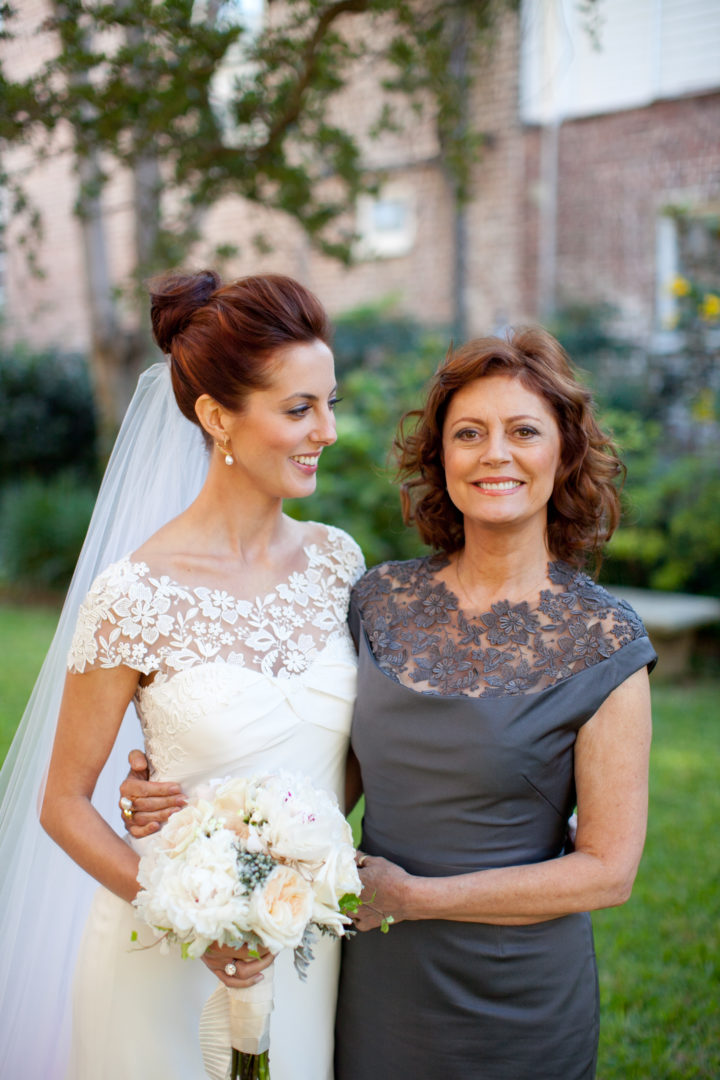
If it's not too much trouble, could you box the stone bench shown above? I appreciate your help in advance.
[607,586,720,677]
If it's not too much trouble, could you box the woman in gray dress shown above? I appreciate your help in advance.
[335,326,654,1079]
[123,326,653,1078]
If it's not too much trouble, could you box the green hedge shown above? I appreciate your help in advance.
[0,474,96,589]
[0,345,97,481]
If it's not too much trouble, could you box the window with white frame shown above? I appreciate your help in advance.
[656,208,720,330]
[355,187,417,260]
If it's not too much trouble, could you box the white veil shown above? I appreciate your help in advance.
[0,363,209,1079]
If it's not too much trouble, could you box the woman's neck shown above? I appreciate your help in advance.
[450,521,554,609]
[184,475,291,562]
[139,457,297,572]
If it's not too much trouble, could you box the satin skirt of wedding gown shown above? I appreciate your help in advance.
[68,886,340,1079]
[65,650,357,1080]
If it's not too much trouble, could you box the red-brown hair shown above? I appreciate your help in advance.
[395,327,624,570]
[148,270,332,439]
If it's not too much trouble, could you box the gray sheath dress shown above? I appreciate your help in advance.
[335,557,656,1080]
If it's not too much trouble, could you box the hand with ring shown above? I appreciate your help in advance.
[352,851,407,933]
[118,749,188,837]
[202,942,276,988]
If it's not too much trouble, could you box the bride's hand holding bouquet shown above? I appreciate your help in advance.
[132,772,361,1080]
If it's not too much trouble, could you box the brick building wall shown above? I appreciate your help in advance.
[521,90,720,339]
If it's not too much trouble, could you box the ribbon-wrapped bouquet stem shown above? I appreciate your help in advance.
[133,773,362,1080]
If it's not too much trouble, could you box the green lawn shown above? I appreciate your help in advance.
[0,601,60,763]
[593,679,720,1079]
[1,603,718,1077]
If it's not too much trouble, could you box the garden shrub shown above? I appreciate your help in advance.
[0,474,96,589]
[599,410,720,595]
[0,345,97,482]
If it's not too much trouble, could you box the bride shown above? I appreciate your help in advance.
[0,270,363,1079]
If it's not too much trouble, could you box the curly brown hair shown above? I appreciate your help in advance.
[395,327,624,569]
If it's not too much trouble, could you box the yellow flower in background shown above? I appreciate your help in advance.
[700,292,720,321]
[691,388,716,423]
[670,276,692,297]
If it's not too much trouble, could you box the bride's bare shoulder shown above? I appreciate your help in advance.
[129,512,190,571]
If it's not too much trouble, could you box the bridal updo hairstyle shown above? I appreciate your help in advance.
[395,327,624,570]
[148,269,332,443]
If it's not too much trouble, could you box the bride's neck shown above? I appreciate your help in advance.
[182,474,289,562]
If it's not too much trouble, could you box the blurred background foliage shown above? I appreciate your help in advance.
[0,299,718,596]
[0,348,100,590]
[547,298,720,595]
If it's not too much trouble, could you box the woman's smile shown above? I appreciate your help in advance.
[290,453,322,473]
[472,476,525,493]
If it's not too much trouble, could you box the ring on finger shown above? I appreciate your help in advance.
[224,961,238,977]
[120,796,134,819]
[357,853,368,867]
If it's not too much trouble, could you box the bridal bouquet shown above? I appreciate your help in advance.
[133,772,362,1080]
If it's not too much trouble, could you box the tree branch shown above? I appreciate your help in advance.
[259,0,371,159]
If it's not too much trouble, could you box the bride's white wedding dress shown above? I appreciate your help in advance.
[65,523,363,1080]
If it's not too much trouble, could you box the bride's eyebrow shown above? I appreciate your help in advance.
[279,387,338,403]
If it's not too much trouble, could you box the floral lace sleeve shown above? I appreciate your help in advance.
[67,558,181,676]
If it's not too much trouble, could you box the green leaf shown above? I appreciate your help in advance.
[339,892,360,914]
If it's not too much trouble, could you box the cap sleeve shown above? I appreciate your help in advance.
[67,557,164,676]
[324,525,366,587]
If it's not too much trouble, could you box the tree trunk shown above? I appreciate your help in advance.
[76,149,140,448]
[55,0,150,446]
[444,12,472,343]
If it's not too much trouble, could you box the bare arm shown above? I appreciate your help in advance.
[353,667,652,929]
[40,665,143,903]
[42,671,275,987]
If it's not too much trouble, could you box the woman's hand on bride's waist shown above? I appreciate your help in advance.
[119,748,187,838]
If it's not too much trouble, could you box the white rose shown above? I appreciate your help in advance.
[309,846,361,935]
[247,865,314,952]
[213,777,252,819]
[154,801,214,856]
[312,844,362,908]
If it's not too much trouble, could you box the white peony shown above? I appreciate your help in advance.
[135,829,249,956]
[252,773,348,870]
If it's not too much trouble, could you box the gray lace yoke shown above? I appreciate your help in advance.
[351,557,648,698]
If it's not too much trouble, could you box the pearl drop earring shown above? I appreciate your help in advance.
[217,440,234,466]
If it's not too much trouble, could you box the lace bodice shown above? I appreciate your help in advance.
[351,556,648,698]
[67,525,364,784]
[69,524,365,685]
